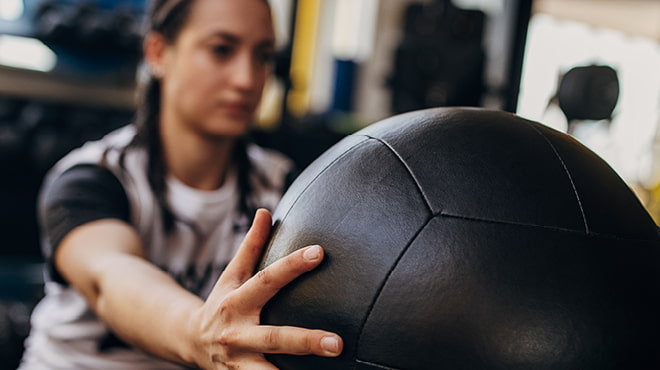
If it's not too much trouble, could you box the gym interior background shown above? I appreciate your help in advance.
[0,0,659,368]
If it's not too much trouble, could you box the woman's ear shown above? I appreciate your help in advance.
[143,32,168,79]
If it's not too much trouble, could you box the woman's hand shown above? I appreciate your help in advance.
[188,209,343,369]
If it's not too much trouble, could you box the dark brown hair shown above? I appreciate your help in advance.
[129,0,266,233]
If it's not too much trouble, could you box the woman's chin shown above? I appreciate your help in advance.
[203,117,252,138]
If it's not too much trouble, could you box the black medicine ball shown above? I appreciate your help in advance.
[259,108,660,370]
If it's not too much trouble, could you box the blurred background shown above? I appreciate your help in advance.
[0,0,659,368]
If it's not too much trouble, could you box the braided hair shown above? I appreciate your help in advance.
[127,0,267,233]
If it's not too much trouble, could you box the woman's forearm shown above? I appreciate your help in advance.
[56,219,201,366]
[94,252,202,366]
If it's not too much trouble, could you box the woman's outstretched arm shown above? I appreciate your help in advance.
[55,208,343,369]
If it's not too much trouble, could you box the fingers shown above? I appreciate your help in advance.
[200,209,345,364]
[219,208,273,288]
[225,325,343,357]
[227,355,280,370]
[237,245,324,311]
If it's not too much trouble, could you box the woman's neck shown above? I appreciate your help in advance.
[160,119,236,191]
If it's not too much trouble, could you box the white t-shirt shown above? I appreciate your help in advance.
[20,125,294,369]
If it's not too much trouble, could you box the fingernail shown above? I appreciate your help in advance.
[321,336,339,354]
[303,245,321,262]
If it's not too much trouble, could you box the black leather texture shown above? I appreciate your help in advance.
[259,107,660,370]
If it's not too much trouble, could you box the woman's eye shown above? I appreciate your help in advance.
[258,51,275,65]
[213,45,233,57]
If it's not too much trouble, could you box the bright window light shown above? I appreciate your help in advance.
[0,35,57,72]
[517,14,660,187]
[0,0,24,21]
[332,0,379,61]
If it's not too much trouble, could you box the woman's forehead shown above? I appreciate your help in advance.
[182,0,274,41]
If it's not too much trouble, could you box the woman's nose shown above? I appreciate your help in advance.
[229,53,258,91]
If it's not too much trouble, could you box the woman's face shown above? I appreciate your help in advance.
[157,0,275,138]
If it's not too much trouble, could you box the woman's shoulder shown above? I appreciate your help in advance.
[54,124,136,166]
[246,143,295,179]
[39,125,141,201]
[75,124,137,158]
[47,125,137,175]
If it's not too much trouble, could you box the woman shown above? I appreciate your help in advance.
[19,0,343,368]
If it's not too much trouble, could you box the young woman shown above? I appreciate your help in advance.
[19,0,343,368]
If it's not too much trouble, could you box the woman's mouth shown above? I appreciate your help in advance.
[223,101,252,116]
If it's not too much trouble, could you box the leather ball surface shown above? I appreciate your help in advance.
[259,107,660,370]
